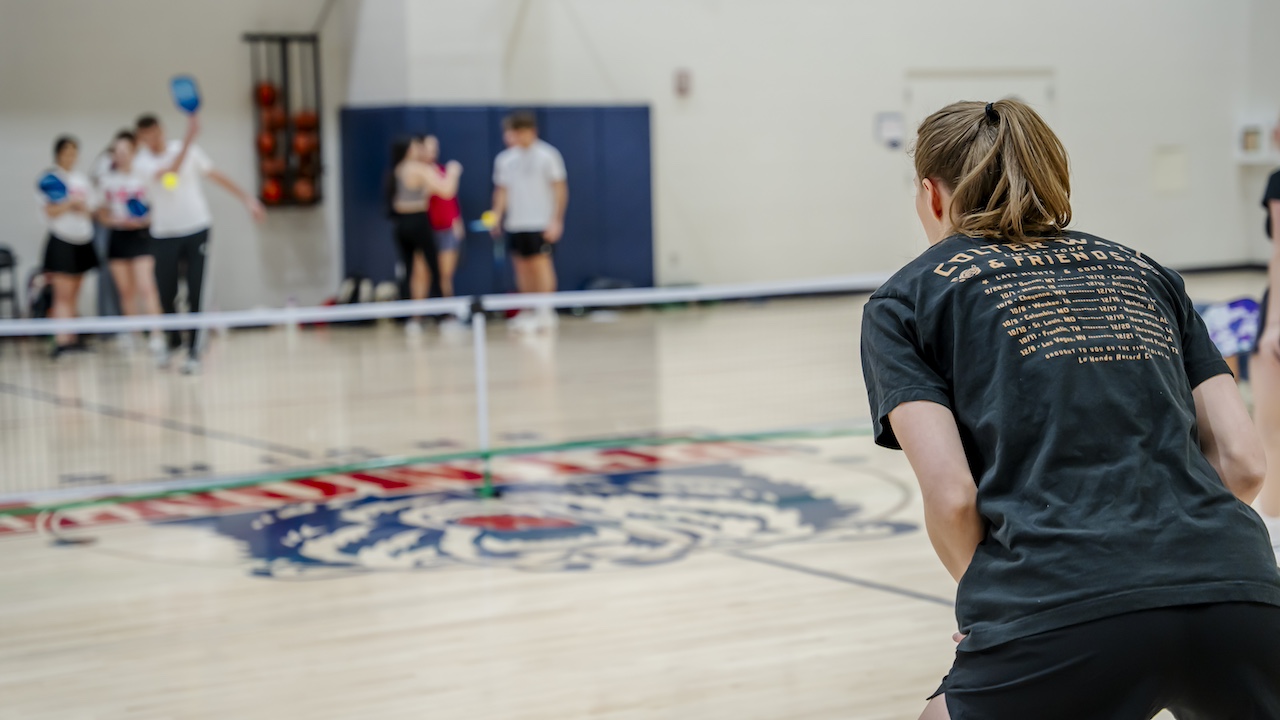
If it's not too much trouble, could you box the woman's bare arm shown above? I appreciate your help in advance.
[1194,374,1266,503]
[888,401,984,581]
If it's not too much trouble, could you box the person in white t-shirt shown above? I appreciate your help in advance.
[133,113,264,373]
[89,130,138,319]
[37,135,98,358]
[96,131,163,353]
[491,111,568,331]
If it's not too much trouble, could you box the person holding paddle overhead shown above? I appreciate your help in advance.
[37,135,98,359]
[134,102,263,374]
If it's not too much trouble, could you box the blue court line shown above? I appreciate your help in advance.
[0,381,313,459]
[728,550,955,607]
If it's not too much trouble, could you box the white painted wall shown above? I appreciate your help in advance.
[495,0,1259,285]
[1,0,1272,310]
[344,0,530,106]
[403,0,528,102]
[347,0,409,106]
[0,0,348,312]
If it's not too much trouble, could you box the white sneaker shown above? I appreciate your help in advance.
[150,334,169,367]
[535,307,559,331]
[337,278,356,304]
[508,310,538,334]
[439,317,467,335]
[115,333,136,352]
[405,318,424,336]
[180,357,202,375]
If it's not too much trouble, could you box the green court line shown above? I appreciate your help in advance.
[2,426,872,519]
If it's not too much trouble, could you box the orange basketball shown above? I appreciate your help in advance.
[260,156,286,177]
[293,177,316,204]
[295,109,319,132]
[292,132,318,157]
[255,81,278,107]
[261,177,283,205]
[257,131,277,156]
[261,105,286,131]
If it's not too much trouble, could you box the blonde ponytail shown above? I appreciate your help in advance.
[914,99,1071,243]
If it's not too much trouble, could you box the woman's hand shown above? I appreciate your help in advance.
[246,197,265,223]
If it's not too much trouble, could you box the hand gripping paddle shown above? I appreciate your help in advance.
[38,172,68,202]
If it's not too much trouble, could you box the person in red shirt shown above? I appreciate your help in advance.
[421,135,464,298]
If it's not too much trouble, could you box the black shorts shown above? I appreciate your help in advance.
[107,228,153,260]
[508,231,553,258]
[937,602,1280,719]
[43,234,98,275]
[393,212,435,261]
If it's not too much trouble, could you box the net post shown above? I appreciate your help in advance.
[470,296,496,498]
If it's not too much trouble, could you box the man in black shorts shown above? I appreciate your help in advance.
[490,112,568,331]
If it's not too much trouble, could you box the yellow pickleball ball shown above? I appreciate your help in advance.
[480,210,496,229]
[162,172,179,191]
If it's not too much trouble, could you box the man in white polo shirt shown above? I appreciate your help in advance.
[134,113,263,373]
[491,111,568,331]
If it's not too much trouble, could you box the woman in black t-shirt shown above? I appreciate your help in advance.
[1253,134,1280,561]
[863,99,1280,720]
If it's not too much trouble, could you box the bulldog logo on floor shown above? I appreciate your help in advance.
[209,463,914,577]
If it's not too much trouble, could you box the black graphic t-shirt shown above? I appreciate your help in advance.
[861,231,1280,652]
[1263,169,1280,238]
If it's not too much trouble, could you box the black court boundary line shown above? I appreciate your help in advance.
[0,381,313,459]
[727,550,954,607]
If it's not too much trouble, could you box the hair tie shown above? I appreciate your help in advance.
[985,102,1000,123]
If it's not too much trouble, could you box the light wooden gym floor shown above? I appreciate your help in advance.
[0,271,1263,719]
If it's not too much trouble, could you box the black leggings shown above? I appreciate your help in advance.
[152,229,209,355]
[940,602,1280,719]
[392,212,439,298]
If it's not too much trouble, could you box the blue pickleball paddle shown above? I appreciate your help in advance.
[127,198,150,218]
[171,75,201,114]
[38,172,68,202]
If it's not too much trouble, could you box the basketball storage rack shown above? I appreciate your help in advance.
[244,32,323,207]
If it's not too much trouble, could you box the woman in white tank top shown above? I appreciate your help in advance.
[385,136,461,333]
